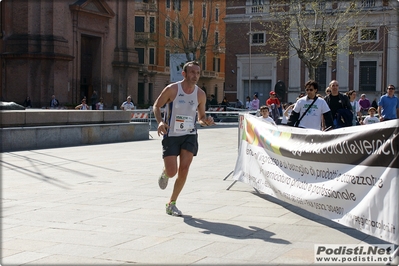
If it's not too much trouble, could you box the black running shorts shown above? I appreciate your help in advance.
[162,134,198,158]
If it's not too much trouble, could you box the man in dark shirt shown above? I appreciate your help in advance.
[209,94,218,106]
[324,80,352,128]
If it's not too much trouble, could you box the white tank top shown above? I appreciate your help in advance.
[164,81,199,137]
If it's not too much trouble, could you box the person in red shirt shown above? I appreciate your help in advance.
[266,91,281,109]
[266,91,281,122]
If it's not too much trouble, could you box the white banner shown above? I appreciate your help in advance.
[233,114,399,244]
[170,53,193,83]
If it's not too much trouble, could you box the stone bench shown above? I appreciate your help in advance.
[0,109,149,152]
[0,109,133,127]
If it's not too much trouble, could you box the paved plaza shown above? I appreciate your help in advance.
[1,126,390,265]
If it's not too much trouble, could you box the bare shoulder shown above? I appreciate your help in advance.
[155,83,178,107]
[164,83,178,97]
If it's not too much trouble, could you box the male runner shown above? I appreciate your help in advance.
[153,61,215,216]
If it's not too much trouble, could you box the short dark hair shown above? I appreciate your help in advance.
[183,61,200,72]
[346,90,356,96]
[260,105,269,111]
[305,80,319,91]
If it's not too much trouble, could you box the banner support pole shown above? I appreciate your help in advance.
[226,180,237,190]
[223,171,233,181]
[224,113,246,189]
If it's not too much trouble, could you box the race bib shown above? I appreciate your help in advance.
[174,115,194,133]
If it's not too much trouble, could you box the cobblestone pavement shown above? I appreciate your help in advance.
[1,126,388,265]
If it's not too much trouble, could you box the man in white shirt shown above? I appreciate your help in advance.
[120,95,135,110]
[288,80,333,130]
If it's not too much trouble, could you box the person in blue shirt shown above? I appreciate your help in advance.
[378,85,399,121]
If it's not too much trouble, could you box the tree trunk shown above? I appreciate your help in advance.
[308,66,316,80]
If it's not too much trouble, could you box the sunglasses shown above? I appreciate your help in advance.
[388,87,395,90]
[326,90,331,93]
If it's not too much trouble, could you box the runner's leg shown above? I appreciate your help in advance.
[169,149,193,203]
[163,156,178,178]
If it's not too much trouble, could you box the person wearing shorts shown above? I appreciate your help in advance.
[153,61,215,216]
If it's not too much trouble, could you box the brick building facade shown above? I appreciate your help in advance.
[0,0,226,108]
[224,0,399,104]
[135,0,226,105]
[0,0,138,108]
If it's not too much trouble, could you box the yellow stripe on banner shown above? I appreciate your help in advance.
[271,131,292,156]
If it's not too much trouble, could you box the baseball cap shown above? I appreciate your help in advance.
[270,91,276,95]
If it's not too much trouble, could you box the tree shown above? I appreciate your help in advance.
[263,0,396,80]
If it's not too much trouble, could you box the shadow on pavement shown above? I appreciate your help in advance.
[183,215,291,244]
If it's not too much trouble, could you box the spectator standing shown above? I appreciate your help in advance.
[235,99,243,109]
[250,94,259,111]
[378,84,399,121]
[281,103,294,125]
[347,90,361,126]
[325,87,331,96]
[24,96,32,108]
[266,91,281,109]
[371,97,378,109]
[362,107,380,125]
[324,80,352,128]
[245,96,251,109]
[209,94,218,106]
[120,95,135,110]
[220,97,229,111]
[90,90,98,110]
[358,93,371,115]
[50,95,59,108]
[75,98,89,110]
[258,105,276,125]
[266,91,281,123]
[287,80,333,130]
[96,97,104,110]
[153,61,215,216]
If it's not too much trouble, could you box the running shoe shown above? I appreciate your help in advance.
[158,170,169,190]
[166,201,182,216]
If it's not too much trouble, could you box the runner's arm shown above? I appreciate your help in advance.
[154,86,175,135]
